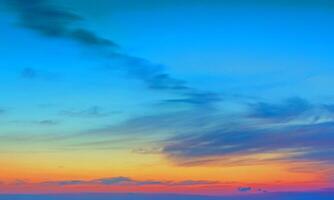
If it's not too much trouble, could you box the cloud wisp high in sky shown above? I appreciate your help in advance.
[1,0,334,199]
[6,0,220,107]
[6,0,116,46]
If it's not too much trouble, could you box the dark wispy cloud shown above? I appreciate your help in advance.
[95,177,134,185]
[6,0,116,47]
[238,187,252,192]
[6,0,220,107]
[248,97,312,120]
[38,120,58,125]
[257,188,268,193]
[174,180,219,186]
[10,119,59,126]
[19,67,59,81]
[323,104,334,113]
[163,91,221,106]
[110,55,189,92]
[69,28,116,46]
[61,106,119,118]
[83,109,220,137]
[162,121,334,165]
[246,97,334,125]
[42,180,85,186]
[109,54,220,106]
[0,108,6,115]
[20,67,37,79]
[72,96,334,168]
[39,176,217,187]
[12,179,27,186]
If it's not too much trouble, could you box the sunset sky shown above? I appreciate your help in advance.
[0,0,334,199]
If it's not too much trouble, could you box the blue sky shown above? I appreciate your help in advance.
[1,0,334,134]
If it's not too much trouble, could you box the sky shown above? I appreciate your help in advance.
[0,0,334,199]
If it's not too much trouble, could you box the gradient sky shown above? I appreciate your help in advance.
[1,0,334,198]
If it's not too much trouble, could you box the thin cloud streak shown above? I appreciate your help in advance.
[26,177,219,187]
[61,106,119,118]
[6,0,220,107]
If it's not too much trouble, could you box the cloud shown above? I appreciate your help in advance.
[238,187,252,192]
[163,91,221,106]
[323,104,334,114]
[74,96,334,167]
[12,179,27,186]
[257,188,268,193]
[6,0,220,107]
[10,119,59,126]
[84,109,220,137]
[69,28,116,46]
[19,67,58,80]
[162,119,334,165]
[95,177,133,185]
[6,0,116,47]
[61,106,118,118]
[111,55,188,92]
[173,180,219,186]
[109,54,220,106]
[68,95,334,168]
[42,180,86,186]
[20,67,37,79]
[248,97,312,120]
[38,120,58,125]
[0,108,6,115]
[39,177,218,187]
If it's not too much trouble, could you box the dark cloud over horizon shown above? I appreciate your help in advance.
[34,176,218,187]
[238,187,252,192]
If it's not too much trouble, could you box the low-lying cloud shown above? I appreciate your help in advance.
[37,177,218,187]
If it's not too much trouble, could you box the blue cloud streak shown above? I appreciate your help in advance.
[5,0,220,107]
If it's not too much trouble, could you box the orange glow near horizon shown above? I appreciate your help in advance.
[1,149,332,195]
